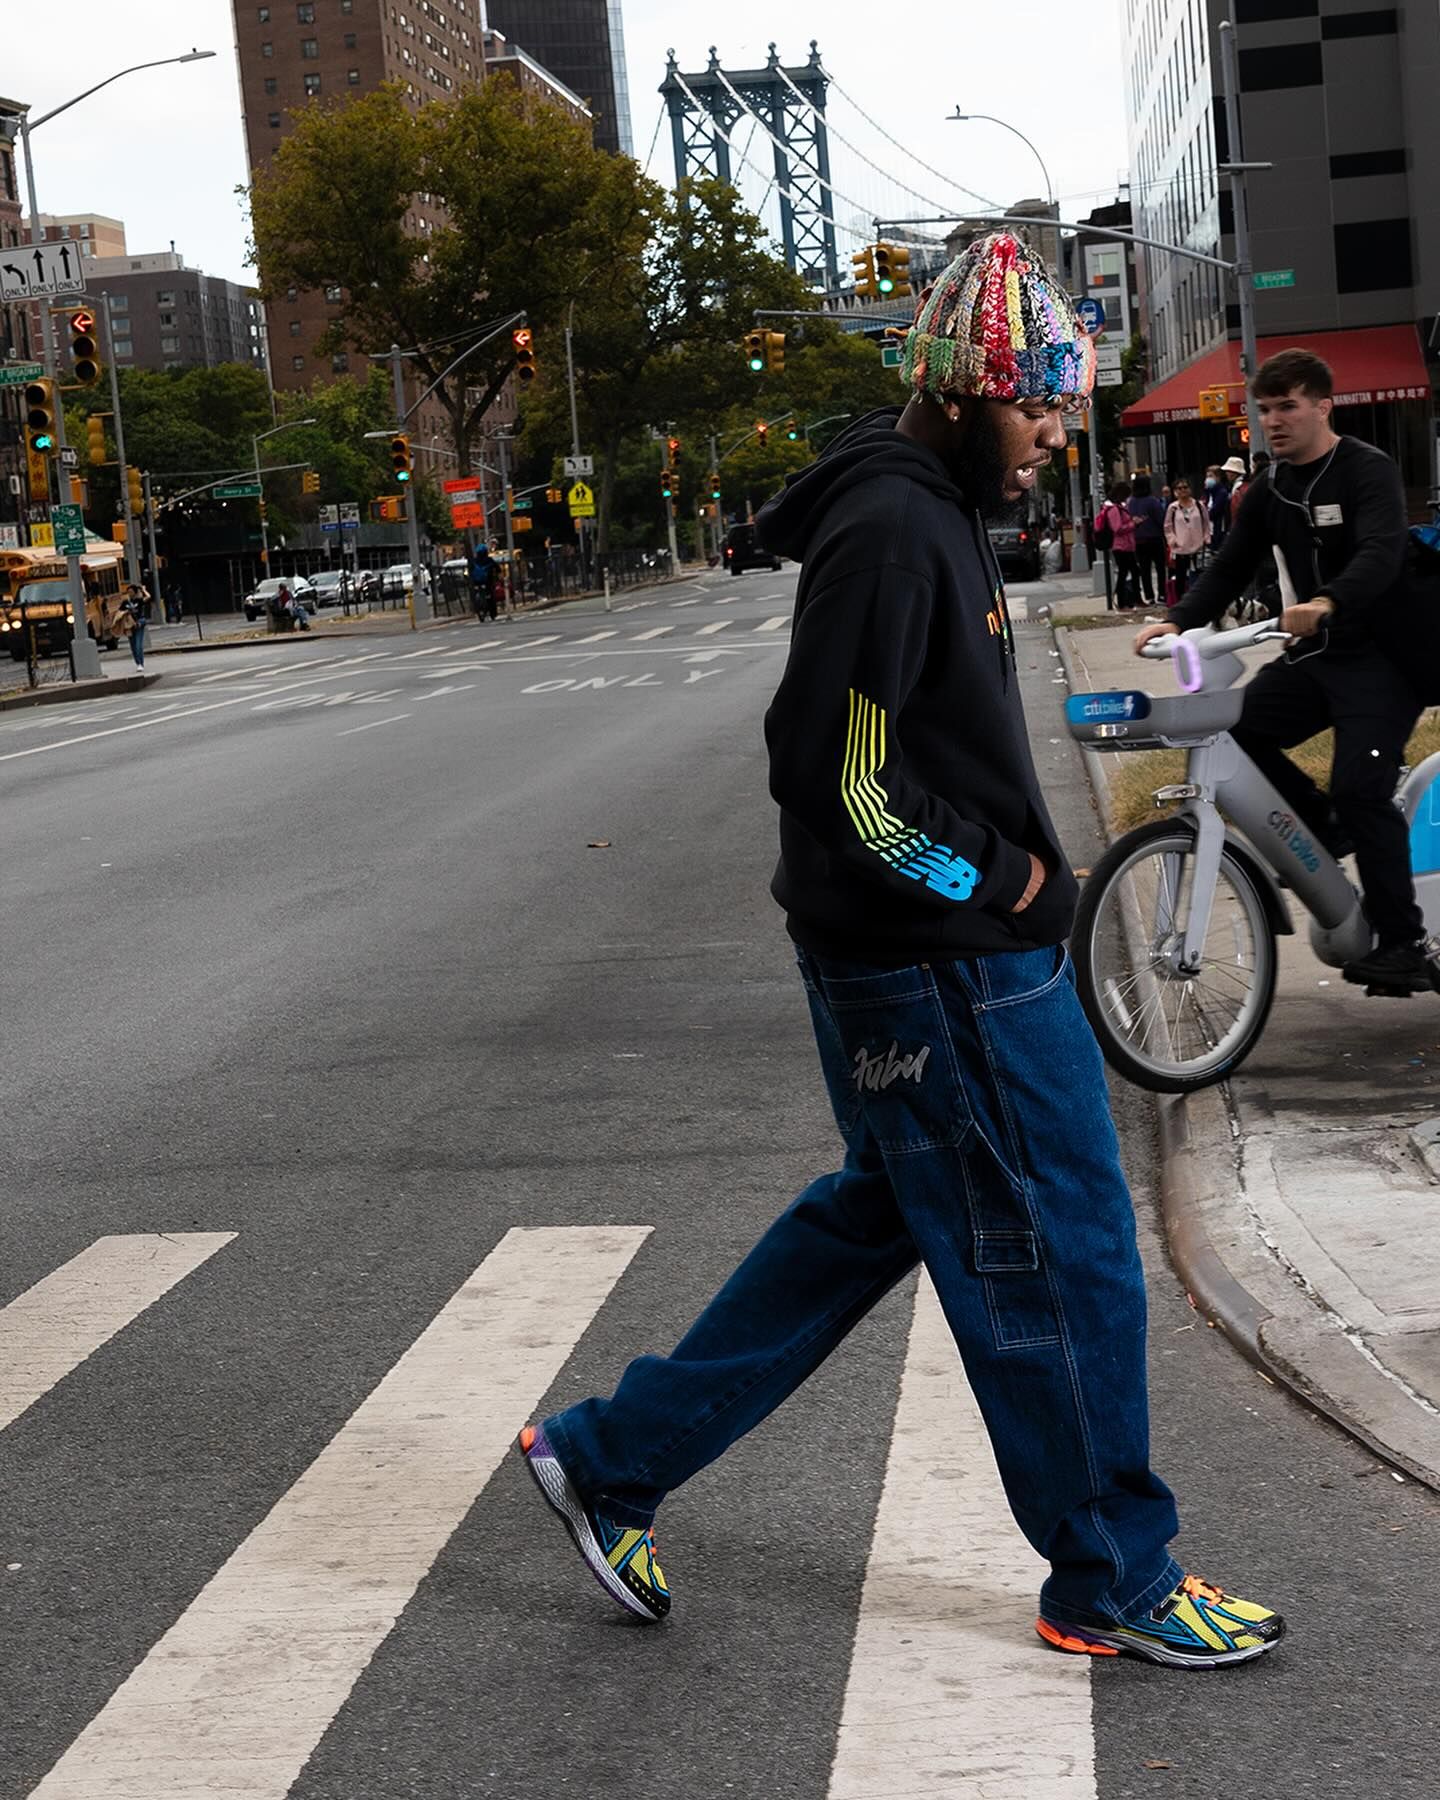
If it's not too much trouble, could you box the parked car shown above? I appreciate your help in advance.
[380,563,431,598]
[309,570,351,606]
[722,523,781,575]
[989,525,1041,583]
[242,575,315,622]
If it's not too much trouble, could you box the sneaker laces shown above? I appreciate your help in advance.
[1181,1573,1223,1604]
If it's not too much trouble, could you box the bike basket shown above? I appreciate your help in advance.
[1064,688,1243,749]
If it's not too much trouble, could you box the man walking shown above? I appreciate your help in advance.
[520,233,1284,1667]
[1136,348,1433,994]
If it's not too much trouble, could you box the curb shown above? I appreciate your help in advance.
[1052,623,1440,1491]
[0,670,160,711]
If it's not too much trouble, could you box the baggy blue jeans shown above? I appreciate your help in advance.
[545,945,1183,1623]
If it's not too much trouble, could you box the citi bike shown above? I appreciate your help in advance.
[1063,619,1440,1093]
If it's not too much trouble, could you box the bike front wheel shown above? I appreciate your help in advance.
[1072,818,1278,1092]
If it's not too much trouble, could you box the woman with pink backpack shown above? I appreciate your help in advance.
[1094,480,1140,608]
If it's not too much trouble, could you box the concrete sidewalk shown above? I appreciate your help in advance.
[1055,609,1440,1490]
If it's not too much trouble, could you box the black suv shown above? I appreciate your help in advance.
[989,524,1041,583]
[722,523,782,576]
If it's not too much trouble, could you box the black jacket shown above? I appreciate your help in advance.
[756,409,1077,964]
[1172,437,1407,654]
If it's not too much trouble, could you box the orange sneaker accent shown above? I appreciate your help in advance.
[1035,1617,1119,1656]
[1181,1574,1223,1604]
[519,1426,537,1453]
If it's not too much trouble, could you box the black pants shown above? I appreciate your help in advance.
[1113,550,1140,608]
[1232,648,1423,947]
[1134,539,1166,603]
[1170,553,1195,602]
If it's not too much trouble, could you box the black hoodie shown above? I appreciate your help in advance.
[757,407,1078,964]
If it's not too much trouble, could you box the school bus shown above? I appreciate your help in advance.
[0,543,128,660]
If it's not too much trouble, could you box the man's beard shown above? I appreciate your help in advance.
[950,403,1023,521]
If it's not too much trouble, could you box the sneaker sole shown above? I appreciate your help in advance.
[519,1431,664,1623]
[1036,1614,1284,1669]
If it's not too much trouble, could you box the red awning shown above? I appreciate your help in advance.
[1121,325,1430,429]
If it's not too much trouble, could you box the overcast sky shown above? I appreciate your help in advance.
[12,2,1130,287]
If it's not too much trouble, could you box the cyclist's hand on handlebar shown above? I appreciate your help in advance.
[1133,620,1179,655]
[1279,598,1334,639]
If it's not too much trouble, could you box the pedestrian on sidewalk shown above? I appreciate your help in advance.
[1163,477,1211,600]
[1136,347,1433,995]
[1127,473,1168,604]
[519,230,1284,1669]
[120,582,149,668]
[1096,481,1140,607]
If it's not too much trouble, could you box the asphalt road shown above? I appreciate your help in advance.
[2,564,1437,1800]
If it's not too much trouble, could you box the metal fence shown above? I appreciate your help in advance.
[429,546,675,618]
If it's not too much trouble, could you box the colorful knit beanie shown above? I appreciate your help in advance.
[901,231,1096,404]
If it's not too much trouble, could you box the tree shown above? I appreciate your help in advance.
[247,81,649,476]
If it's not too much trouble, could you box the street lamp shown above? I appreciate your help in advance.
[947,107,1054,208]
[0,51,216,680]
[254,419,317,574]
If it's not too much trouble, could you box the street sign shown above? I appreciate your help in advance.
[340,502,360,522]
[563,454,594,478]
[880,343,905,369]
[1074,296,1106,335]
[512,497,533,512]
[1094,341,1122,374]
[567,478,596,519]
[29,523,54,547]
[0,362,44,387]
[340,516,359,531]
[1198,387,1231,419]
[319,505,339,525]
[452,502,485,528]
[214,482,263,500]
[50,503,86,556]
[59,446,78,469]
[1066,444,1080,468]
[1096,369,1124,388]
[443,476,478,493]
[0,241,87,301]
[1253,269,1295,290]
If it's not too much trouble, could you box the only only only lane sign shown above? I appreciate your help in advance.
[0,241,87,301]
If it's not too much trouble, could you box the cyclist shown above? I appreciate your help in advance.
[1134,348,1433,995]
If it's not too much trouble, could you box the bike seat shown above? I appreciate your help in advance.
[1065,688,1245,749]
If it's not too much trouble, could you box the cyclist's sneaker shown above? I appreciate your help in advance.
[517,1424,670,1623]
[1036,1573,1284,1668]
[1342,940,1440,996]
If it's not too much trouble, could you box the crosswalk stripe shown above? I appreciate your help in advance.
[574,629,618,643]
[631,626,673,640]
[0,1234,236,1435]
[669,597,703,608]
[755,617,789,632]
[512,635,562,648]
[696,620,733,635]
[826,1277,1095,1799]
[393,645,452,658]
[28,1225,651,1799]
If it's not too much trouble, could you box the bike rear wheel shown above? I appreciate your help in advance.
[1072,818,1278,1093]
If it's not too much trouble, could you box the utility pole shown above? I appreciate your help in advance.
[142,469,163,615]
[565,300,592,576]
[101,293,141,587]
[390,342,429,621]
[659,432,679,569]
[1218,18,1266,457]
[496,431,515,558]
[709,430,722,560]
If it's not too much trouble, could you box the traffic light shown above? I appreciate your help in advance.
[851,246,877,300]
[1227,424,1251,450]
[660,468,675,500]
[755,421,768,447]
[785,418,800,441]
[302,469,320,495]
[24,378,56,454]
[69,309,101,386]
[763,330,786,374]
[744,329,766,372]
[709,470,721,500]
[87,414,108,466]
[512,327,536,384]
[874,244,911,298]
[126,466,143,516]
[667,435,681,459]
[546,486,563,504]
[390,433,412,483]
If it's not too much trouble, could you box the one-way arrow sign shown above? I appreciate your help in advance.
[0,241,87,301]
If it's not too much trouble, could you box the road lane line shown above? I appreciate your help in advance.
[28,1226,650,1800]
[0,1234,235,1436]
[195,662,287,683]
[510,635,562,648]
[632,626,673,640]
[669,597,703,608]
[752,592,785,601]
[335,712,411,736]
[394,645,452,658]
[696,620,733,635]
[574,629,618,643]
[826,1276,1095,1798]
[755,617,789,632]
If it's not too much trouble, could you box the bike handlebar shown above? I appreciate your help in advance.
[1139,621,1292,660]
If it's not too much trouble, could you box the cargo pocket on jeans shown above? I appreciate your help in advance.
[815,961,973,1157]
[965,1170,1062,1350]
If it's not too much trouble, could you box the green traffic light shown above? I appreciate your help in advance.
[748,356,764,372]
[396,469,411,482]
[34,433,54,451]
[877,277,894,294]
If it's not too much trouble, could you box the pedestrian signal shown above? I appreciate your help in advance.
[744,330,765,372]
[390,434,412,483]
[69,309,101,386]
[24,378,56,453]
[1227,424,1251,449]
[512,327,536,384]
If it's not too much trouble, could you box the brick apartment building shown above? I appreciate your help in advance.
[88,251,268,376]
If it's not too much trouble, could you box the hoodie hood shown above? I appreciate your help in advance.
[756,407,963,563]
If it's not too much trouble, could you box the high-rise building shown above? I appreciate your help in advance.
[482,0,633,156]
[88,251,268,376]
[1118,0,1438,500]
[34,212,127,262]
